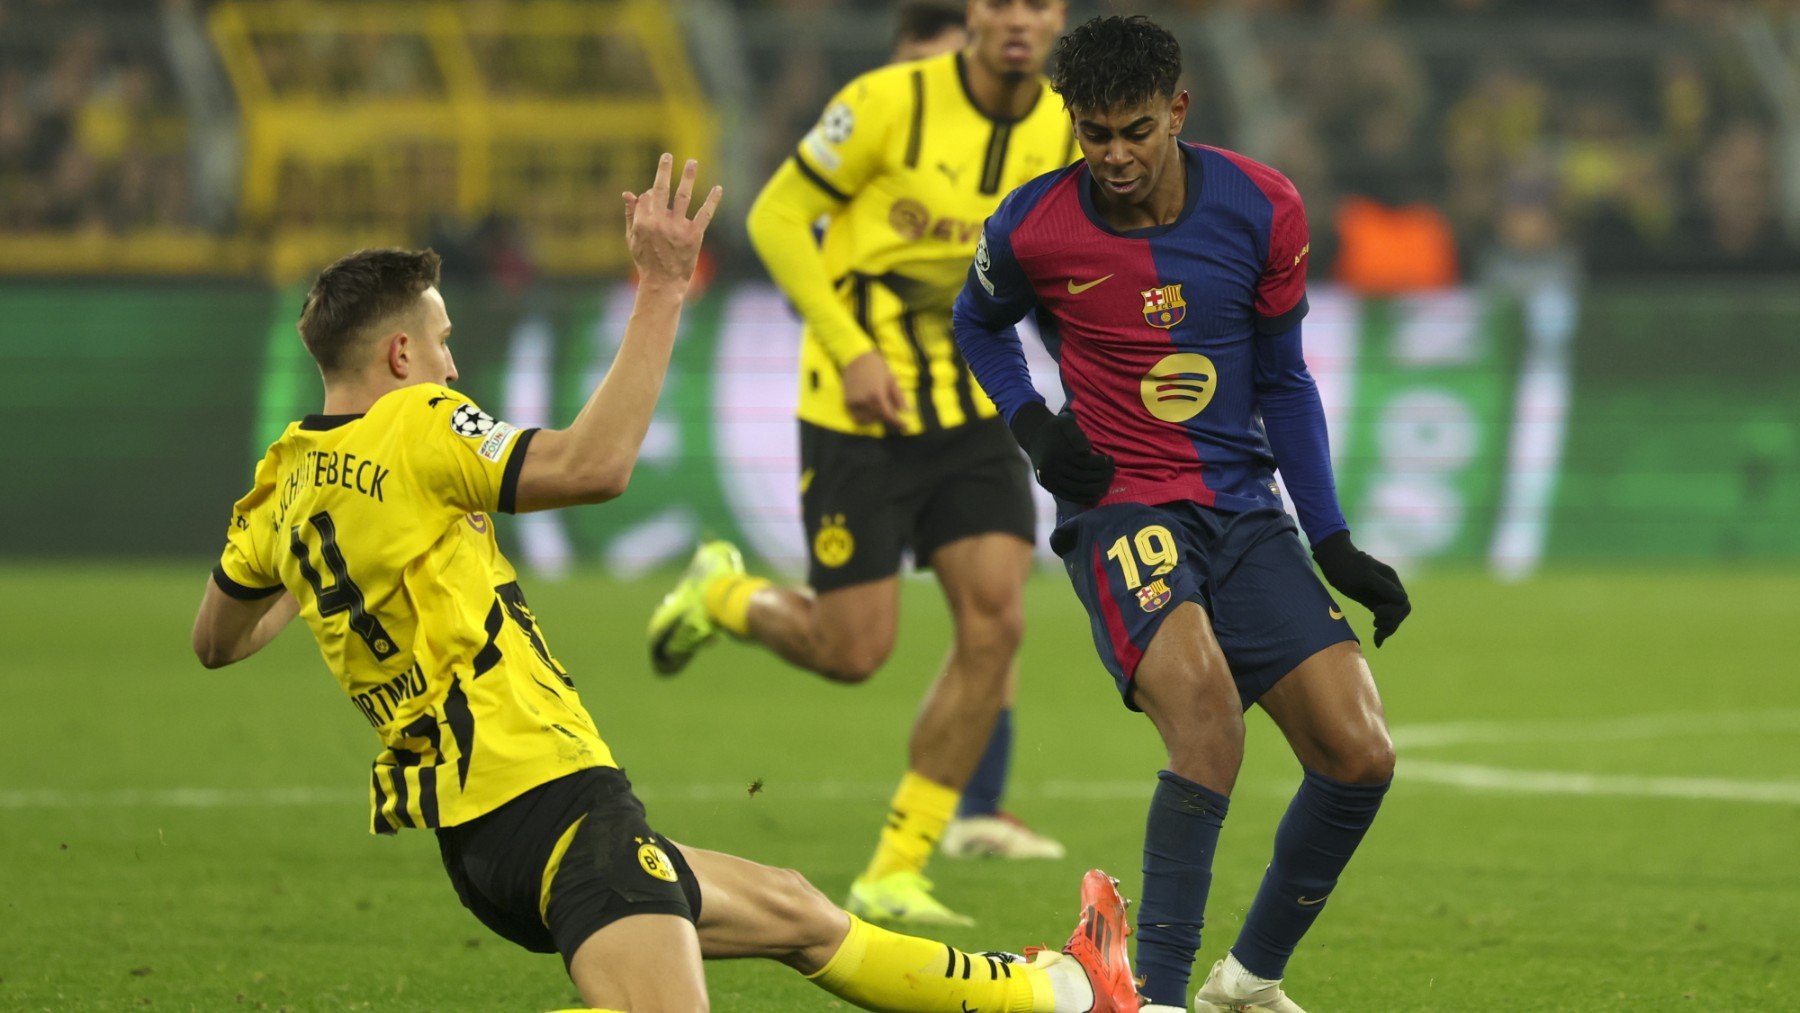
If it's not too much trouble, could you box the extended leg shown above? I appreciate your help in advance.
[732,576,901,683]
[671,844,1117,1012]
[941,659,1065,860]
[650,538,899,682]
[1229,641,1394,982]
[847,532,1032,924]
[1128,601,1246,1009]
[909,532,1030,788]
[566,914,709,1013]
[955,662,1015,819]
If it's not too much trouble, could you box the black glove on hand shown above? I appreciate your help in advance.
[1010,403,1115,506]
[1312,530,1411,647]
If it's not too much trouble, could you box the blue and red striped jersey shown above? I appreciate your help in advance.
[953,141,1347,543]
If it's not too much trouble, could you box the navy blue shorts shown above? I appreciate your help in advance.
[1051,502,1356,711]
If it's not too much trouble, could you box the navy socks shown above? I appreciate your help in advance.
[1136,769,1231,1007]
[956,706,1013,818]
[1232,768,1390,980]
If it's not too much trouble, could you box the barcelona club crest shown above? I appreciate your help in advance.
[1141,284,1186,329]
[1136,578,1173,613]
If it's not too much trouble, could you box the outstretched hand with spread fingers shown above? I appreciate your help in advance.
[622,153,723,289]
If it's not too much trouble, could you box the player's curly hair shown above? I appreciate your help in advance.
[1050,15,1182,115]
[297,248,442,375]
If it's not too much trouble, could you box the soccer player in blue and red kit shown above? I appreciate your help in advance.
[953,16,1412,1013]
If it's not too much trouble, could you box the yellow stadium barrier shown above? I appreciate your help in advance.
[0,1,716,279]
[211,0,717,279]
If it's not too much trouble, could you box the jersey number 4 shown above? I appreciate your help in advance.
[290,510,400,662]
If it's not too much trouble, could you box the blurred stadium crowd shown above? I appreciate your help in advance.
[4,0,1800,282]
[0,0,197,233]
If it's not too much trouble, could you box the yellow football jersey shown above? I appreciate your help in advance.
[768,51,1074,436]
[214,382,614,834]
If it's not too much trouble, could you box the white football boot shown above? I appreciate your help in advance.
[940,812,1067,860]
[1193,953,1307,1013]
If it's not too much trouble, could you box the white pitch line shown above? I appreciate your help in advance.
[0,786,345,810]
[1401,760,1800,805]
[4,713,1796,811]
[0,781,1155,810]
[5,768,1798,810]
[1391,709,1800,750]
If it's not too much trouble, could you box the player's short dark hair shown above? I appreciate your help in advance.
[894,1,965,51]
[297,248,442,375]
[1051,15,1182,115]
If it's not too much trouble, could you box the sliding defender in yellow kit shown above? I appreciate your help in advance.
[190,155,1141,1013]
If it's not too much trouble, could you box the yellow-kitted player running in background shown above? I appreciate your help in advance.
[650,0,1075,926]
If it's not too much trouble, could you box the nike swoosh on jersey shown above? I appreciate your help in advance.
[1066,274,1114,294]
[1328,606,1345,620]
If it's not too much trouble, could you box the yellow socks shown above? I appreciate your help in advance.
[862,771,959,883]
[703,573,770,637]
[808,914,1052,1013]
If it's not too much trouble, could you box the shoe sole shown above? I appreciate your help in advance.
[845,891,973,927]
[1065,870,1137,1013]
[940,840,1067,860]
[649,626,688,676]
[649,543,743,676]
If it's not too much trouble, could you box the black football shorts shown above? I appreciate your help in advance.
[799,417,1036,592]
[435,766,701,966]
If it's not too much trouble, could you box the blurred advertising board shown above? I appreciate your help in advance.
[3,281,1794,570]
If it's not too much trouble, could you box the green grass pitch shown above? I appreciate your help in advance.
[2,564,1795,1010]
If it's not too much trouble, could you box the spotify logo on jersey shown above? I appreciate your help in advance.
[1140,352,1217,423]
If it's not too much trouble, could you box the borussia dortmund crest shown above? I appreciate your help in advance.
[813,514,855,568]
[635,839,679,882]
[1141,284,1187,329]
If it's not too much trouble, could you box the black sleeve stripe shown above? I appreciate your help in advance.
[904,69,925,169]
[1254,293,1309,336]
[497,427,540,515]
[792,152,851,204]
[212,564,283,601]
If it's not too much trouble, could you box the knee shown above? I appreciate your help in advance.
[951,598,1025,669]
[1320,735,1395,785]
[764,867,847,954]
[813,640,890,683]
[1164,704,1245,758]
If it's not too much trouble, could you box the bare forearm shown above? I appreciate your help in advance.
[511,282,688,510]
[513,154,721,511]
[194,585,298,669]
[241,593,302,658]
[565,281,687,486]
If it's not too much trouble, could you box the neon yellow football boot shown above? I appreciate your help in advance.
[845,870,975,927]
[647,540,744,676]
